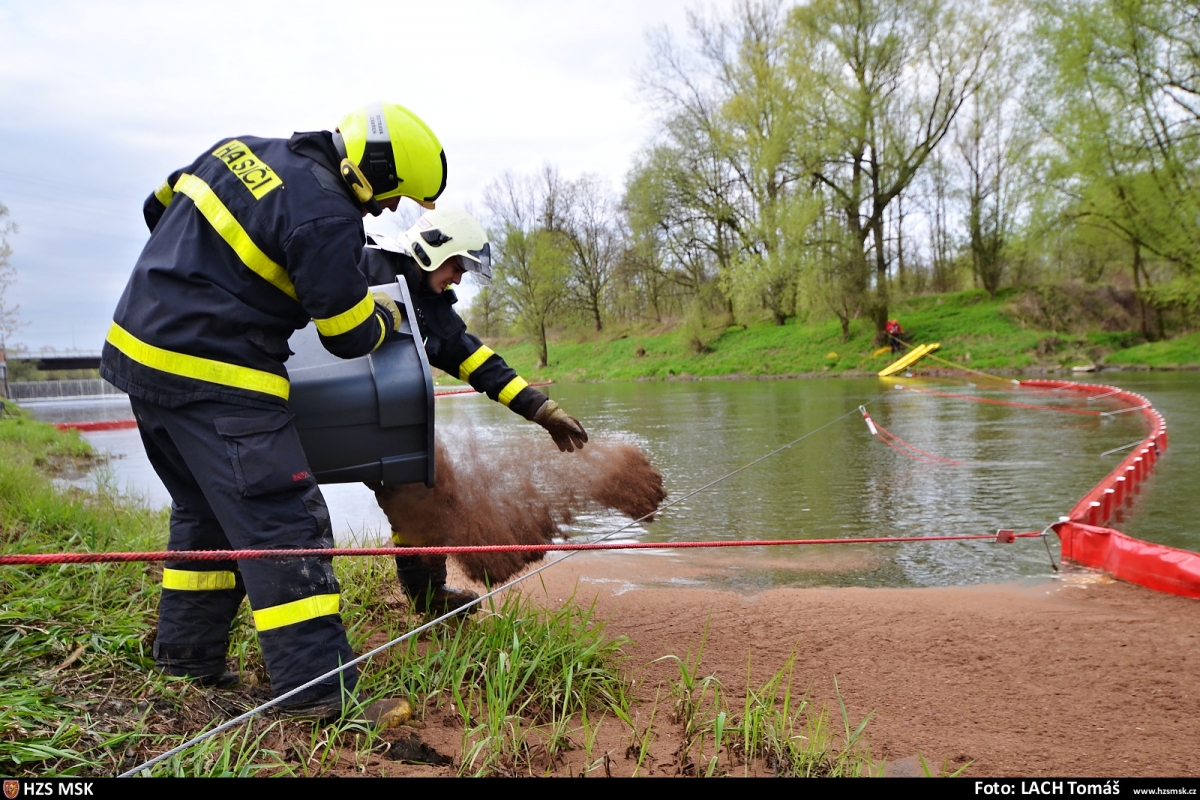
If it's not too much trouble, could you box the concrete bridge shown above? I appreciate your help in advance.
[0,349,106,401]
[3,348,103,371]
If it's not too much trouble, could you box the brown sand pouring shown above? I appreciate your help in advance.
[373,436,667,584]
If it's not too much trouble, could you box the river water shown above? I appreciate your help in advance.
[23,371,1199,590]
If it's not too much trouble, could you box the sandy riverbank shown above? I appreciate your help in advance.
[422,551,1199,777]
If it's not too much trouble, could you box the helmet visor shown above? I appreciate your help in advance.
[461,242,493,282]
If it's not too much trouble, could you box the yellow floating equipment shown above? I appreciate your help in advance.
[878,343,940,377]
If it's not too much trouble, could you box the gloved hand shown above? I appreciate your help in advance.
[373,292,403,332]
[533,399,589,452]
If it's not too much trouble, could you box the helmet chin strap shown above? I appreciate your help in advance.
[332,130,383,216]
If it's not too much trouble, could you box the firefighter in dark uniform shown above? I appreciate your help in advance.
[100,103,446,720]
[360,206,589,614]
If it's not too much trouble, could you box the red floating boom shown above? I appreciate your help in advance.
[1019,379,1198,600]
[54,419,138,432]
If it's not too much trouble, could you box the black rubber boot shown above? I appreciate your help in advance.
[193,671,240,689]
[394,554,478,616]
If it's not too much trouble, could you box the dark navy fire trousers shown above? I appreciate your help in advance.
[130,397,357,708]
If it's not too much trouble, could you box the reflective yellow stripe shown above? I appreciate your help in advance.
[498,377,529,407]
[314,292,375,337]
[174,173,298,300]
[390,530,438,547]
[253,594,340,632]
[154,180,174,208]
[162,568,236,591]
[106,322,290,400]
[373,317,387,351]
[458,346,495,381]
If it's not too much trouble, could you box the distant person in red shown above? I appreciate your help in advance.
[886,319,905,353]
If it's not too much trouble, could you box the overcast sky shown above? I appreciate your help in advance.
[0,0,735,351]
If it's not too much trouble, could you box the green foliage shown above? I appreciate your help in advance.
[1032,0,1200,277]
[476,285,1200,382]
[486,171,573,368]
[1141,276,1200,323]
[463,2,1198,358]
[0,419,165,773]
[1104,331,1200,367]
[5,363,103,382]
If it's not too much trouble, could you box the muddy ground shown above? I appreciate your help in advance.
[327,548,1200,778]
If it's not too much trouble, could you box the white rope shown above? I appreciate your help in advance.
[1100,439,1146,457]
[119,394,888,777]
[1101,404,1150,417]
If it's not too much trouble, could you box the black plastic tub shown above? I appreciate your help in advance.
[286,278,434,486]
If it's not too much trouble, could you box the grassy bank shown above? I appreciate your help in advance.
[0,413,876,777]
[1103,331,1200,369]
[459,288,1200,385]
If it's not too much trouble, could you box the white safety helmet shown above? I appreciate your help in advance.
[400,205,492,282]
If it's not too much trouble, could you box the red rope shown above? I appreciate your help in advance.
[897,385,1104,416]
[0,533,1044,566]
[433,380,551,398]
[873,422,963,465]
[860,406,963,465]
[53,419,138,432]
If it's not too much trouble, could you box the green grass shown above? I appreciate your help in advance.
[0,416,878,777]
[1103,330,1200,368]
[454,288,1199,385]
[0,416,166,774]
[654,638,877,778]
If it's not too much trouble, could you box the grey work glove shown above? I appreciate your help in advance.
[533,399,589,453]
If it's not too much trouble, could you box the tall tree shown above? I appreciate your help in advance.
[614,189,673,323]
[556,174,620,332]
[625,140,735,311]
[955,47,1038,298]
[917,150,962,293]
[637,0,808,325]
[806,189,867,340]
[789,0,1000,338]
[485,172,571,368]
[464,285,505,339]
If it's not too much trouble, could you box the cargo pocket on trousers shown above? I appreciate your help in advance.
[214,410,315,497]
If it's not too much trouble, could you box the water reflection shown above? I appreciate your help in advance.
[20,371,1198,590]
[22,397,393,542]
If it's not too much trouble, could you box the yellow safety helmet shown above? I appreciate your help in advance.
[333,102,447,214]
